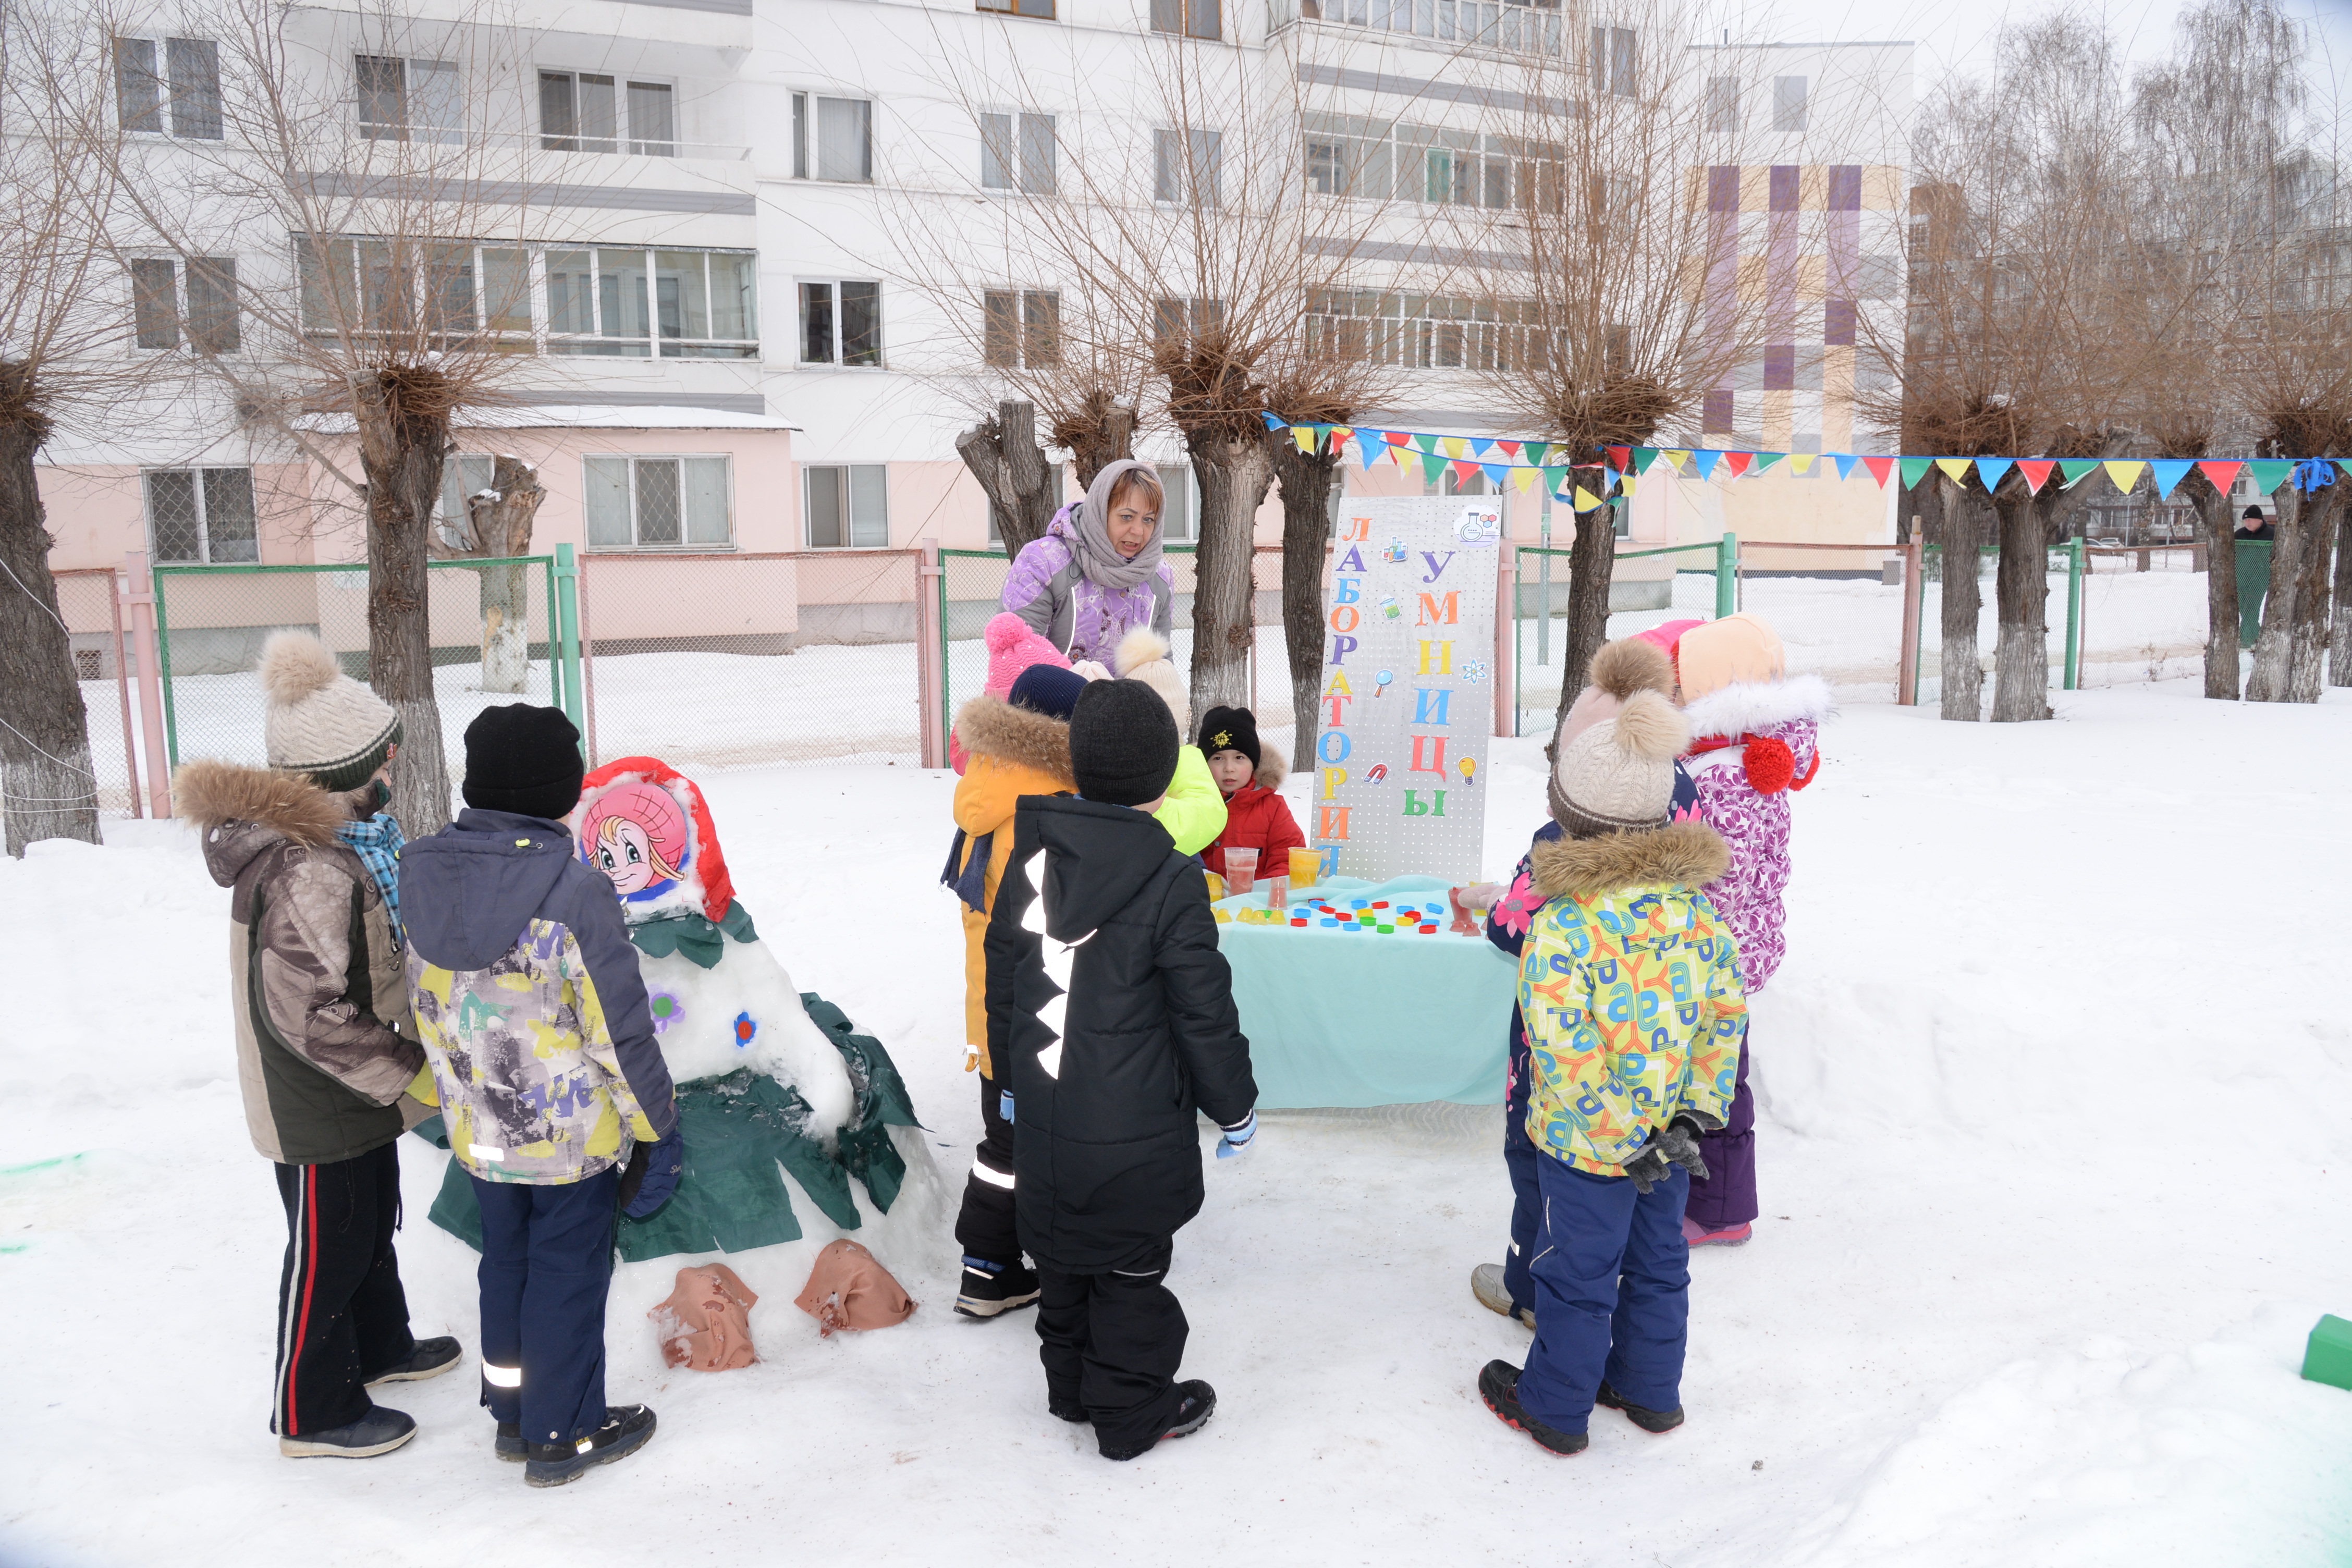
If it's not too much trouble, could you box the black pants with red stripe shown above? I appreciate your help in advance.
[271,1142,415,1437]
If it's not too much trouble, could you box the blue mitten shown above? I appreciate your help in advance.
[623,1126,686,1218]
[1215,1111,1257,1161]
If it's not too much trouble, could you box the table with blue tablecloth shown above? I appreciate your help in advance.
[1209,874,1516,1109]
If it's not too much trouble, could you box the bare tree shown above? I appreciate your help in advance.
[108,0,562,831]
[0,4,147,854]
[430,453,543,693]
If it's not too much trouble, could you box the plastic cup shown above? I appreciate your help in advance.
[1266,875,1289,910]
[1226,848,1258,898]
[1289,848,1321,889]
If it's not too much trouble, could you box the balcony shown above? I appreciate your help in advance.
[1269,0,1566,58]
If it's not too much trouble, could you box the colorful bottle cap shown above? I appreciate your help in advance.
[1419,923,1438,934]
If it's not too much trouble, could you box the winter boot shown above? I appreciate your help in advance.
[1049,1395,1089,1424]
[954,1256,1042,1319]
[1682,1217,1751,1247]
[1471,1263,1535,1330]
[523,1404,657,1488]
[277,1405,416,1459]
[366,1336,462,1386]
[1596,1381,1686,1434]
[1100,1381,1216,1461]
[494,1422,526,1462]
[1477,1361,1587,1456]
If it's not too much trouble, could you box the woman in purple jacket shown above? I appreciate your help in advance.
[1002,459,1174,665]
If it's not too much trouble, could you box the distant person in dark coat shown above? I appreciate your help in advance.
[985,678,1258,1462]
[2237,506,2276,543]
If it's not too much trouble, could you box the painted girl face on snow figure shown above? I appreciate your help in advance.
[595,818,667,895]
[576,779,691,903]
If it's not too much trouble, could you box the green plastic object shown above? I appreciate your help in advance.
[2236,540,2272,650]
[2302,1314,2352,1391]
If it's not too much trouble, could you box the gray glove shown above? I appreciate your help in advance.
[1623,1143,1673,1194]
[1653,1121,1711,1184]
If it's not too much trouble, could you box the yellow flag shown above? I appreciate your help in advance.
[1934,457,1971,484]
[1620,473,1637,498]
[1512,467,1538,495]
[1573,486,1604,511]
[1661,449,1691,473]
[1293,426,1318,455]
[1788,454,1817,476]
[1439,436,1467,459]
[2103,460,2147,494]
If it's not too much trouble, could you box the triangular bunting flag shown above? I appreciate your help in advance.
[1900,458,1934,489]
[1512,467,1538,495]
[1786,454,1815,475]
[1863,456,1895,487]
[2148,459,2194,499]
[1420,450,1447,482]
[1633,447,1660,473]
[2016,460,2055,495]
[1358,437,1382,472]
[1832,454,1858,481]
[1328,425,1352,448]
[1606,445,1632,471]
[1292,426,1319,455]
[1722,451,1754,478]
[1481,463,1509,487]
[1975,457,2014,493]
[2103,460,2147,494]
[1496,440,1522,460]
[1449,459,1480,484]
[1260,411,1286,432]
[1751,452,1785,473]
[2057,458,2103,486]
[1439,437,1468,459]
[2248,459,2293,493]
[1413,433,1439,455]
[1692,450,1723,481]
[1573,486,1606,512]
[1542,466,1569,495]
[1661,449,1691,473]
[1620,472,1637,498]
[1523,442,1550,468]
[1934,457,1971,484]
[2197,460,2244,494]
[1468,438,1493,459]
[1385,430,1411,447]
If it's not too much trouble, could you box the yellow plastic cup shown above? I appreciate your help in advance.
[1288,848,1320,889]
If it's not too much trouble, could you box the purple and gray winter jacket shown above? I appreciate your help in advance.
[1002,509,1174,666]
[1678,675,1831,993]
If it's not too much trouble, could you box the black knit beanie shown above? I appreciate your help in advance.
[1009,664,1087,723]
[1070,680,1179,807]
[462,704,585,822]
[1196,706,1261,771]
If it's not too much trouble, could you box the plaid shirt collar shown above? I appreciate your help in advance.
[335,811,407,946]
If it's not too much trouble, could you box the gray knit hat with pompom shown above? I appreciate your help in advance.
[1547,689,1689,839]
[258,631,401,791]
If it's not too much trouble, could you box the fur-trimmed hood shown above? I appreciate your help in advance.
[953,693,1075,787]
[1681,673,1833,741]
[175,758,364,891]
[1529,819,1729,901]
[1246,750,1288,792]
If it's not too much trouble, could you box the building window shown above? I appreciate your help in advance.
[978,0,1056,17]
[115,37,223,139]
[583,456,732,550]
[804,464,889,548]
[1155,464,1195,541]
[981,111,1056,194]
[538,71,676,155]
[799,279,882,367]
[1302,114,1562,211]
[1773,75,1808,132]
[356,55,462,143]
[1151,296,1222,349]
[1303,289,1555,371]
[984,290,1060,368]
[1706,76,1739,131]
[296,238,756,357]
[791,93,872,182]
[1590,26,1636,95]
[1154,127,1222,204]
[1149,0,1222,39]
[130,256,241,353]
[145,468,258,564]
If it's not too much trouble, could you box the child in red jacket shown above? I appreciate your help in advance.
[1195,707,1304,879]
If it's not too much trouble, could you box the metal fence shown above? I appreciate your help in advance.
[51,568,146,817]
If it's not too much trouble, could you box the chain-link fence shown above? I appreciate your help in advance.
[50,568,145,818]
[579,549,925,769]
[153,558,560,781]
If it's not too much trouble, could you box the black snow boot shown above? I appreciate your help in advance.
[1597,1380,1686,1434]
[1478,1361,1588,1456]
[278,1405,417,1459]
[1100,1380,1215,1461]
[495,1422,526,1462]
[954,1256,1042,1319]
[524,1404,657,1488]
[1049,1396,1089,1424]
[366,1336,462,1386]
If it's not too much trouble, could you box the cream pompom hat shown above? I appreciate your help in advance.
[258,631,402,791]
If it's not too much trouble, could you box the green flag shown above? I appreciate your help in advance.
[2247,459,2294,494]
[1522,441,1549,468]
[1899,457,1933,490]
[1420,449,1447,483]
[2057,458,2103,486]
[1632,446,1659,473]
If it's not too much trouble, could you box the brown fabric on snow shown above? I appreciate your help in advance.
[793,1241,917,1337]
[650,1264,761,1371]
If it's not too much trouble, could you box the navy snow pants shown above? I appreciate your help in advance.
[1515,1153,1691,1434]
[471,1166,619,1448]
[1501,1030,1541,1314]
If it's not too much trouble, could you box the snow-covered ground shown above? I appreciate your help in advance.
[8,672,2351,1567]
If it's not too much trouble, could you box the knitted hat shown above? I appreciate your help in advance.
[1196,705,1261,771]
[1675,614,1785,702]
[258,631,401,791]
[2244,506,2266,521]
[984,611,1071,697]
[1548,690,1690,839]
[1009,663,1087,722]
[1113,627,1189,738]
[1554,639,1674,754]
[461,704,585,822]
[1070,679,1180,807]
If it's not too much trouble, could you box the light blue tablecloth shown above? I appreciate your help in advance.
[1210,874,1515,1109]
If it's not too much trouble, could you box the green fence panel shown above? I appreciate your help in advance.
[2236,540,2272,649]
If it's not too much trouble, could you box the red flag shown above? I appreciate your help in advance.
[2197,460,2244,493]
[1449,459,1480,485]
[1495,439,1523,459]
[1606,445,1632,471]
[1861,456,1894,487]
[2016,459,2056,495]
[1383,429,1411,446]
[1722,451,1753,478]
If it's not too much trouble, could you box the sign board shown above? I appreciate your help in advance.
[1308,496,1498,881]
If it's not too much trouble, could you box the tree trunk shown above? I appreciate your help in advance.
[354,378,452,835]
[2284,480,2341,700]
[1990,480,2052,721]
[1266,432,1338,773]
[2182,472,2241,698]
[460,456,544,696]
[1060,396,1136,492]
[2247,482,2304,702]
[1940,476,1985,721]
[0,416,102,855]
[2333,499,2352,687]
[1546,499,1616,761]
[954,400,1057,556]
[1185,434,1273,723]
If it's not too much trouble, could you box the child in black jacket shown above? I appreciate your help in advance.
[985,679,1258,1461]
